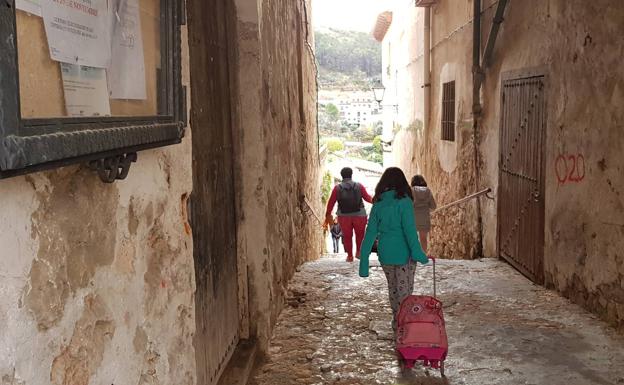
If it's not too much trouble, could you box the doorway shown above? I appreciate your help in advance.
[188,0,239,384]
[497,74,546,284]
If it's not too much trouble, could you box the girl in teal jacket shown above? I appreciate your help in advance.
[359,167,429,330]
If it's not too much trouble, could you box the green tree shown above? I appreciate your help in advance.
[325,103,340,120]
[372,135,382,153]
[349,126,376,142]
[372,120,383,136]
[315,29,382,88]
[321,171,333,204]
[319,103,342,135]
[324,138,345,152]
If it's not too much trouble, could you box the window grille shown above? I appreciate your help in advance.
[441,81,456,142]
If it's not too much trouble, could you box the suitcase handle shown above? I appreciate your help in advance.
[429,256,437,298]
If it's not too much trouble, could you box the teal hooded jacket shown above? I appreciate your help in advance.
[359,190,429,277]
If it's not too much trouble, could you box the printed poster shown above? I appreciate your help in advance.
[61,63,111,117]
[15,0,42,16]
[108,0,146,100]
[41,0,111,68]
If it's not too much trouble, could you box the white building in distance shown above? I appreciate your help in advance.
[319,90,382,127]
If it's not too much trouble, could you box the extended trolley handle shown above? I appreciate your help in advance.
[430,256,437,298]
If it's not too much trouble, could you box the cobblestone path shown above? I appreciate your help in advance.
[250,255,624,385]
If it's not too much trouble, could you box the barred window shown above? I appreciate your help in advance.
[441,81,456,142]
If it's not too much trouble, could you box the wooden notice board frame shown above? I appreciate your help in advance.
[0,0,186,181]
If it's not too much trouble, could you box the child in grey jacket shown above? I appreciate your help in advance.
[411,175,436,253]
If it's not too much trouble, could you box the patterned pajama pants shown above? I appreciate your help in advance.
[382,259,417,330]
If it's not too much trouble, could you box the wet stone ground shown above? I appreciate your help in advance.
[249,255,624,385]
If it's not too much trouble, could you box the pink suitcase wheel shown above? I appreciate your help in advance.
[401,359,415,369]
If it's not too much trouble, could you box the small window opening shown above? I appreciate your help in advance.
[441,81,456,142]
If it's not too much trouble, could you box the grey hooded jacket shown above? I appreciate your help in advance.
[412,186,436,231]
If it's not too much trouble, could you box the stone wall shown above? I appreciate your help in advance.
[232,0,322,353]
[260,0,321,332]
[385,0,624,329]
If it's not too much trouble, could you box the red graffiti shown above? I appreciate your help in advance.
[555,154,585,184]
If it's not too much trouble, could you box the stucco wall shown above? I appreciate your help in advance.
[386,0,624,329]
[0,0,322,382]
[383,0,481,259]
[478,0,624,330]
[0,108,195,384]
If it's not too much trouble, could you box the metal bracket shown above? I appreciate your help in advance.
[88,153,137,183]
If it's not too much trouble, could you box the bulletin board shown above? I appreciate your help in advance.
[16,0,162,119]
[0,0,184,179]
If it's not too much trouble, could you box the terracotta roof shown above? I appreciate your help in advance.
[372,11,393,42]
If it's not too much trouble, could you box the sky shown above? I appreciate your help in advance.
[312,0,387,32]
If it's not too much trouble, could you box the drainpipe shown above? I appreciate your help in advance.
[472,0,484,258]
[423,7,431,160]
[472,0,482,116]
[482,0,509,69]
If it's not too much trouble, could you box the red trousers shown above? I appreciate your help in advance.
[337,215,368,258]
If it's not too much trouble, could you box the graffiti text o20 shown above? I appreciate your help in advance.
[555,154,585,185]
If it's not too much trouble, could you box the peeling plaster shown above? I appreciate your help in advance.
[25,169,118,331]
[50,294,115,385]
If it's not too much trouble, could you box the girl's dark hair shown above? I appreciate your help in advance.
[374,167,413,202]
[411,174,428,187]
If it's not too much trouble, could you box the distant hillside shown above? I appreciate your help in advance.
[315,29,381,89]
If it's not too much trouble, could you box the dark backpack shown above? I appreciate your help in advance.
[337,182,363,214]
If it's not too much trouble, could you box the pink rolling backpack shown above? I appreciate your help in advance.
[396,256,448,376]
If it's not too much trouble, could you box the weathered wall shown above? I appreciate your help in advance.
[0,127,195,383]
[477,0,624,330]
[260,0,321,332]
[231,0,322,353]
[386,0,624,329]
[1,12,196,384]
[1,0,321,383]
[383,0,481,259]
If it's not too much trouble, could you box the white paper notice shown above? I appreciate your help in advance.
[61,63,111,117]
[16,0,42,16]
[41,0,111,68]
[108,0,146,100]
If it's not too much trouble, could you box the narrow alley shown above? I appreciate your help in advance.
[1,0,623,384]
[251,255,624,385]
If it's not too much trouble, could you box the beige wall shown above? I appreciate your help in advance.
[0,0,322,383]
[0,79,195,385]
[383,0,480,260]
[480,0,624,330]
[386,0,624,330]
